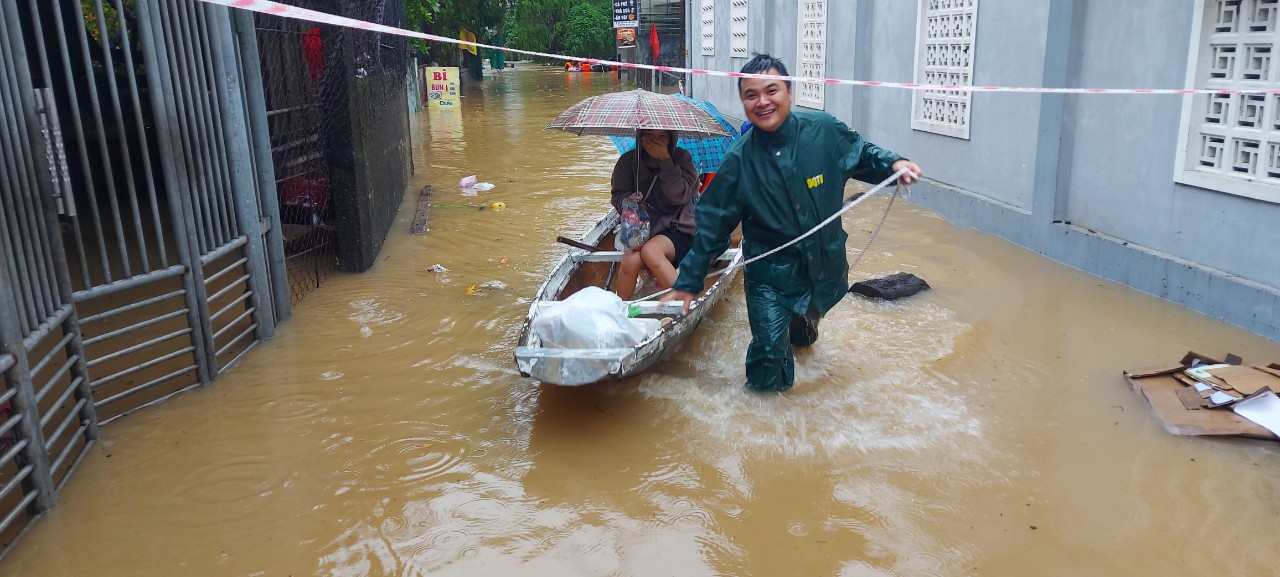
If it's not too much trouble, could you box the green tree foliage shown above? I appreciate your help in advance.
[509,0,614,60]
[557,1,612,59]
[404,0,504,60]
[404,0,438,56]
[406,0,614,63]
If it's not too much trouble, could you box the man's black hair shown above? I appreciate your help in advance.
[738,53,791,92]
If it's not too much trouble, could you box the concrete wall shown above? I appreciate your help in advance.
[326,2,411,273]
[689,0,1279,341]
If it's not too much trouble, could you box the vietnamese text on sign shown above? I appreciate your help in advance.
[613,0,638,28]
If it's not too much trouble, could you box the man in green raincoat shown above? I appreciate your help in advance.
[663,54,922,392]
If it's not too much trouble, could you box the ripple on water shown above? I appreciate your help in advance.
[365,438,469,492]
[453,496,514,527]
[393,528,463,576]
[380,513,409,534]
[347,297,408,338]
[534,527,575,553]
[413,526,482,573]
[322,419,473,499]
[636,460,700,492]
[427,527,472,550]
[257,390,328,421]
[653,496,718,534]
[826,478,979,576]
[639,299,983,457]
[172,456,294,526]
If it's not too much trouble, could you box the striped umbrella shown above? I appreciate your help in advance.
[610,94,741,174]
[547,89,733,138]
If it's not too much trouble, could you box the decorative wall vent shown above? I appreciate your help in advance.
[796,0,827,109]
[701,0,715,56]
[911,0,979,139]
[1175,0,1280,203]
[730,0,749,58]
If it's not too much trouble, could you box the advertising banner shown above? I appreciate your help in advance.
[616,27,636,47]
[425,66,459,109]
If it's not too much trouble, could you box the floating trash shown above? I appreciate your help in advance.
[489,201,506,211]
[479,280,508,290]
[458,175,494,194]
[848,272,931,301]
[427,264,450,273]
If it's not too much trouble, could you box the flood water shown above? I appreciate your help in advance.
[3,65,1278,577]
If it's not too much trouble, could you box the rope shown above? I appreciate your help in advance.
[848,183,902,271]
[631,168,913,303]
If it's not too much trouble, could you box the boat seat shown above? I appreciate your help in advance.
[530,300,685,316]
[572,248,740,264]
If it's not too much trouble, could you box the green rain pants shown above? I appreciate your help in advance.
[743,279,824,392]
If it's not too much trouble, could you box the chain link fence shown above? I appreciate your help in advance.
[254,2,339,305]
[254,0,408,302]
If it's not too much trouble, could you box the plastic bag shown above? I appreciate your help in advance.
[616,197,651,251]
[458,175,478,188]
[471,182,495,191]
[531,286,646,349]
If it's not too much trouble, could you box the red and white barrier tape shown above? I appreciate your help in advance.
[207,0,1280,96]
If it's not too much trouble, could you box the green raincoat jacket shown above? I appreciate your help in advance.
[673,109,904,390]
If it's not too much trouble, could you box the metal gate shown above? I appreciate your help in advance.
[0,0,99,549]
[0,0,281,553]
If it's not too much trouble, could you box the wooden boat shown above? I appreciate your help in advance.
[515,210,742,386]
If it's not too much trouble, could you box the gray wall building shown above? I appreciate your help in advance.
[689,0,1279,342]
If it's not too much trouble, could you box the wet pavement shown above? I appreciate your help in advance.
[2,64,1277,577]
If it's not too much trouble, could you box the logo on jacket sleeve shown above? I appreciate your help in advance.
[805,174,825,189]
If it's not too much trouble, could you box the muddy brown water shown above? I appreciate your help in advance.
[3,65,1278,577]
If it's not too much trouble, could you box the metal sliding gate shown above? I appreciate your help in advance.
[0,0,283,553]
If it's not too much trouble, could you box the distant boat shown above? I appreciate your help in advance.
[514,210,742,386]
[563,62,613,72]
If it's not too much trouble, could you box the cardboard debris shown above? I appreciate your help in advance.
[1175,386,1207,410]
[1209,365,1276,396]
[1124,351,1280,442]
[1252,364,1280,380]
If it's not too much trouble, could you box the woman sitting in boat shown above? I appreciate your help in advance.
[609,128,699,300]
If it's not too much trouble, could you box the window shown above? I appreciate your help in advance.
[1175,0,1280,204]
[731,0,749,58]
[701,0,715,56]
[796,0,827,110]
[911,0,979,139]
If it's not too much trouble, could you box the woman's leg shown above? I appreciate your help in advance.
[612,250,644,299]
[639,235,679,288]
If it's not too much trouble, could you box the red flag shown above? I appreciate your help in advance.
[302,27,323,82]
[649,23,660,61]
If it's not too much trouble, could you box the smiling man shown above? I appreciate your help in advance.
[663,54,923,393]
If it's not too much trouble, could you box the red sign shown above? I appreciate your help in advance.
[616,27,636,47]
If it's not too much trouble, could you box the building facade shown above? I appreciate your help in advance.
[689,0,1279,341]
